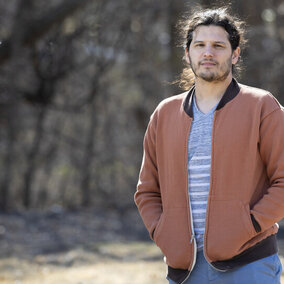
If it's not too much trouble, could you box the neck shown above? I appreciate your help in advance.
[193,75,232,113]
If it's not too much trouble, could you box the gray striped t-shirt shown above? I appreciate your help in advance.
[188,94,218,250]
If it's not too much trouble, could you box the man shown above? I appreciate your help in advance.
[134,7,284,284]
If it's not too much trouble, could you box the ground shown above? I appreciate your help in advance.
[0,208,283,283]
[0,242,167,284]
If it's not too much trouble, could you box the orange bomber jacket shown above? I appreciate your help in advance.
[134,79,284,280]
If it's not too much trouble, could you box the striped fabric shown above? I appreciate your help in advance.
[188,95,218,249]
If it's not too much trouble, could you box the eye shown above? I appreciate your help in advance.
[214,44,224,48]
[195,43,204,47]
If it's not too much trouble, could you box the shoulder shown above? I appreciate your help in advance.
[151,92,188,117]
[156,92,188,109]
[238,83,282,114]
[239,83,280,105]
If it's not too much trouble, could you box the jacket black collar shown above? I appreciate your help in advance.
[183,78,240,118]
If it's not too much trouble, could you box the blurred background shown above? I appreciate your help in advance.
[0,0,283,283]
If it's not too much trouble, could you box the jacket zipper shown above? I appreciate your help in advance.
[181,125,197,284]
[202,113,227,273]
[181,198,197,283]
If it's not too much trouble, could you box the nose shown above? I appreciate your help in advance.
[203,45,214,58]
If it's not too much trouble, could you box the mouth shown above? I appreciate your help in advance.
[200,61,217,67]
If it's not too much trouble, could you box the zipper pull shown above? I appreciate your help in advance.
[190,234,195,243]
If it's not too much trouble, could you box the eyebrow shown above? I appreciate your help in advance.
[214,41,226,45]
[193,40,227,45]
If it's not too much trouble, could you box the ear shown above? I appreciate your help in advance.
[185,48,190,64]
[232,47,240,65]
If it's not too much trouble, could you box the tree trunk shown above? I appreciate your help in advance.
[0,119,15,211]
[23,105,47,208]
[81,99,97,207]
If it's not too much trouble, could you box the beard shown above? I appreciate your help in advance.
[189,56,232,83]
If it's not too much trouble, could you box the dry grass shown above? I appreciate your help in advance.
[0,242,167,284]
[0,242,283,284]
[0,259,167,284]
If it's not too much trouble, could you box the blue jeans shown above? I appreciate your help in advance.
[167,250,282,284]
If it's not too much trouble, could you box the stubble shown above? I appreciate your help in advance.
[190,56,232,83]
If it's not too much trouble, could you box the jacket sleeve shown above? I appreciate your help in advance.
[134,111,162,240]
[251,105,284,232]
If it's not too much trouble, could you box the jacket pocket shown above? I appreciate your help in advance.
[153,208,192,269]
[153,212,165,241]
[206,200,258,261]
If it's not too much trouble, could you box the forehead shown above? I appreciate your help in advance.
[192,25,230,43]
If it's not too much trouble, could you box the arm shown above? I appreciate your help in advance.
[134,112,162,240]
[251,106,284,231]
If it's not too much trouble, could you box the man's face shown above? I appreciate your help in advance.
[185,25,240,83]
